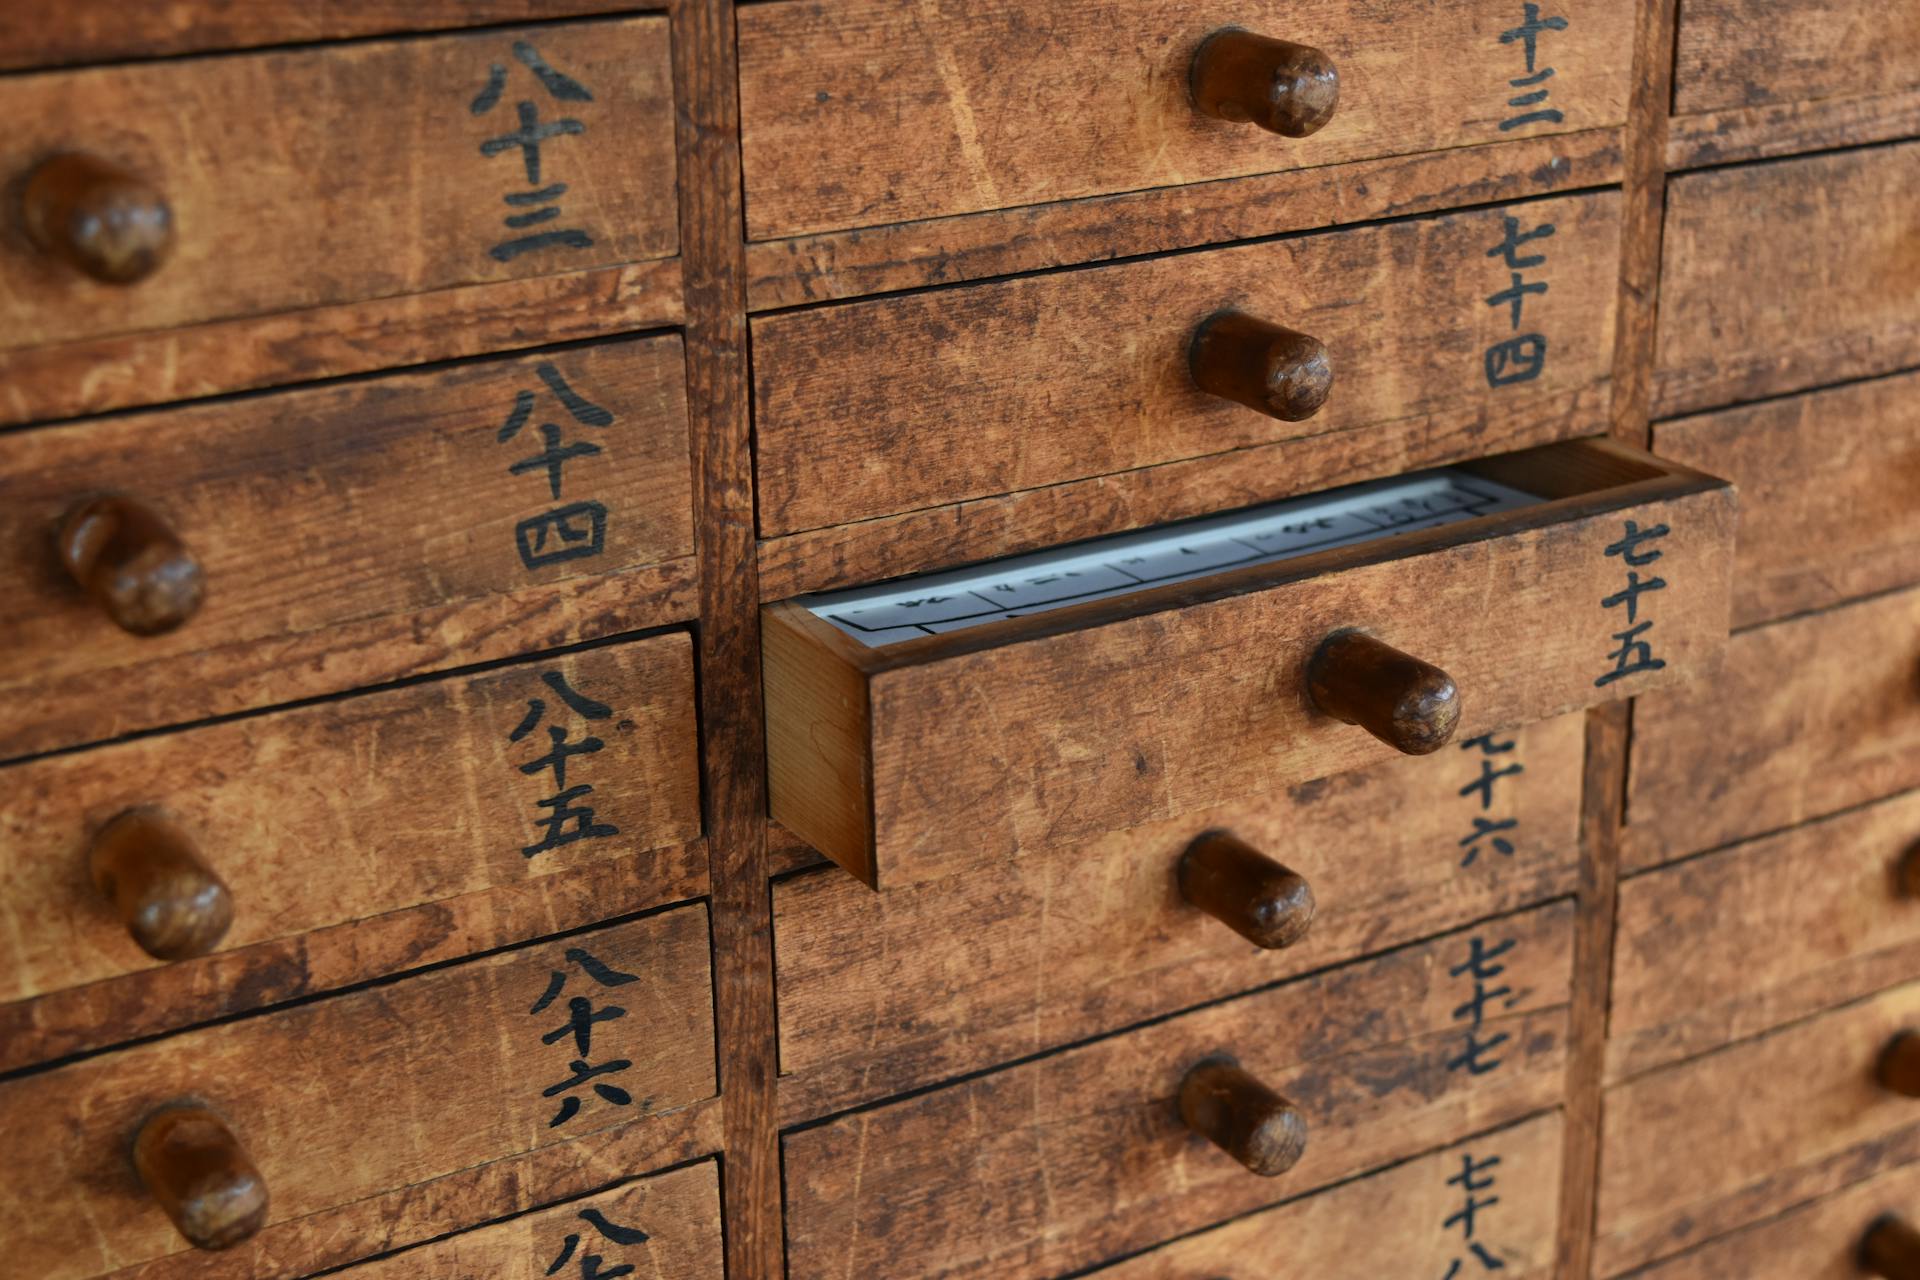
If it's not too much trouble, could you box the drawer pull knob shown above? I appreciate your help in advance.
[21,152,174,284]
[1178,830,1316,949]
[90,809,233,961]
[1190,28,1339,139]
[1878,1031,1920,1097]
[1306,629,1461,754]
[133,1103,268,1251]
[1189,310,1333,422]
[1861,1214,1920,1279]
[1179,1057,1308,1176]
[56,494,205,635]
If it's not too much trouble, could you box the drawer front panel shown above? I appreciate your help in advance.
[1596,980,1920,1276]
[0,634,700,1068]
[0,903,715,1280]
[0,18,676,352]
[738,0,1632,240]
[755,191,1620,537]
[0,336,693,759]
[1611,789,1920,1080]
[1672,0,1920,116]
[1652,369,1920,628]
[1626,584,1920,869]
[1085,1112,1563,1277]
[1655,142,1920,417]
[783,902,1573,1280]
[776,712,1582,1115]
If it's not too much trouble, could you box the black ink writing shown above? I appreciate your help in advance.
[1497,3,1569,131]
[1441,1150,1507,1276]
[530,947,639,1129]
[1447,935,1517,1076]
[498,362,617,572]
[1595,520,1670,687]
[1457,733,1522,868]
[473,40,596,262]
[510,670,621,858]
[1483,215,1556,388]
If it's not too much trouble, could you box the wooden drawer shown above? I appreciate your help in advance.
[1610,788,1920,1081]
[0,18,675,356]
[1084,1112,1564,1277]
[1626,584,1920,870]
[737,0,1632,240]
[0,336,693,759]
[765,439,1734,888]
[776,712,1582,1116]
[783,901,1573,1279]
[1596,979,1920,1276]
[755,191,1620,538]
[0,633,701,1071]
[336,1160,721,1280]
[0,902,715,1280]
[1655,141,1920,418]
[1672,0,1920,119]
[1652,369,1920,629]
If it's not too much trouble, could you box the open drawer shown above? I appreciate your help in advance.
[764,438,1736,888]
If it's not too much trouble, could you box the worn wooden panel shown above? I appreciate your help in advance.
[776,713,1583,1118]
[1654,142,1920,417]
[0,904,715,1280]
[341,1160,720,1280]
[1610,789,1920,1081]
[1671,0,1919,116]
[783,902,1574,1280]
[1666,86,1920,171]
[1653,371,1920,628]
[755,191,1620,536]
[737,0,1632,239]
[1595,980,1920,1276]
[1625,584,1920,869]
[0,338,693,759]
[0,18,676,353]
[1087,1113,1563,1277]
[0,636,700,1063]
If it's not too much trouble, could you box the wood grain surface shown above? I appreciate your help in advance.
[0,338,693,760]
[1671,0,1919,116]
[774,713,1583,1119]
[782,902,1573,1280]
[1666,86,1920,171]
[0,903,715,1280]
[737,0,1632,239]
[754,191,1621,537]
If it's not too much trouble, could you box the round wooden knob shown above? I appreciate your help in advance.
[133,1104,268,1251]
[1306,629,1461,755]
[1190,28,1339,139]
[90,809,233,961]
[56,494,205,635]
[1862,1214,1920,1279]
[1179,1057,1307,1176]
[1178,830,1316,949]
[21,151,174,284]
[1879,1031,1920,1097]
[1189,311,1333,422]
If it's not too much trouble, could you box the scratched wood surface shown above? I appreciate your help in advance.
[1653,141,1920,417]
[1653,370,1920,628]
[340,1160,721,1280]
[0,636,700,1068]
[1671,0,1920,116]
[0,903,715,1280]
[774,713,1582,1119]
[754,191,1620,537]
[1609,788,1920,1082]
[1666,85,1920,171]
[1086,1112,1564,1277]
[736,0,1632,240]
[0,338,693,760]
[768,449,1734,887]
[0,18,676,354]
[782,902,1573,1280]
[1595,979,1920,1276]
[1625,584,1920,870]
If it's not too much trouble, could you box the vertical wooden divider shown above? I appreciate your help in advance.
[670,1,784,1277]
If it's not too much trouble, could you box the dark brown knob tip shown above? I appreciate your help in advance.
[133,1104,268,1251]
[1306,629,1461,755]
[1861,1214,1920,1279]
[1190,28,1340,139]
[1190,310,1332,422]
[1878,1031,1920,1097]
[90,809,232,961]
[56,494,204,635]
[21,152,174,284]
[1899,840,1920,898]
[1178,830,1316,950]
[1179,1057,1307,1176]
